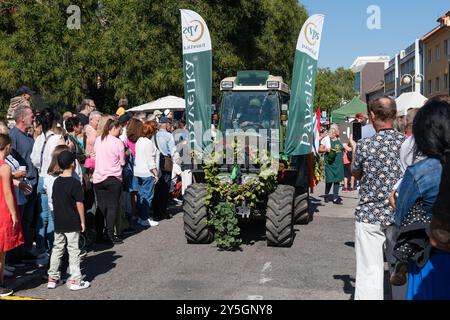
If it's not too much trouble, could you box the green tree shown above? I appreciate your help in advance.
[0,0,307,117]
[314,67,357,113]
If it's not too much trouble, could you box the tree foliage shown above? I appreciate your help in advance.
[0,0,307,116]
[314,67,357,113]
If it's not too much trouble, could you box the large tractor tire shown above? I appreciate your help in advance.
[265,185,295,247]
[183,184,214,244]
[294,192,310,225]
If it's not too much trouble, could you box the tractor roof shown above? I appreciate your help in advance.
[221,70,289,94]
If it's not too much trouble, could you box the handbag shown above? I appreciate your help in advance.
[160,153,173,172]
[84,157,95,170]
[154,135,173,173]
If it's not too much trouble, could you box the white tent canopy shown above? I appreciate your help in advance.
[127,95,185,113]
[395,92,428,116]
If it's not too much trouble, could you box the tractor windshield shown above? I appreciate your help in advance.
[219,91,279,133]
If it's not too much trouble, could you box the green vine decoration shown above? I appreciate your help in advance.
[314,153,324,183]
[203,139,280,250]
[208,202,242,249]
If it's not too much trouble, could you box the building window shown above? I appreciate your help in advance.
[428,79,432,94]
[446,40,449,55]
[354,72,361,93]
[385,70,395,84]
[428,49,432,64]
[436,77,440,92]
[400,58,415,78]
[436,45,441,60]
[445,74,449,90]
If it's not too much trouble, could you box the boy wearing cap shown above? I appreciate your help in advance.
[47,151,90,290]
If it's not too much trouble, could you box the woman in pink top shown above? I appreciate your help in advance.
[93,119,125,245]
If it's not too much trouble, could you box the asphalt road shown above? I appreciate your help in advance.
[10,183,362,300]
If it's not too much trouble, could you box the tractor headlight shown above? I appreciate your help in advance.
[267,81,279,89]
[221,81,234,90]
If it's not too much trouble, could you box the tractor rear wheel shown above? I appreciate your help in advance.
[294,192,310,224]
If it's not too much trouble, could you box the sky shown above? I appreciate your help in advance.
[299,0,449,70]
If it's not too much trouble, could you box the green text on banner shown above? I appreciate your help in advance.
[285,14,324,156]
[180,9,212,154]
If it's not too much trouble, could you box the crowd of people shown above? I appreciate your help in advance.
[318,95,450,300]
[0,87,189,296]
[0,85,449,300]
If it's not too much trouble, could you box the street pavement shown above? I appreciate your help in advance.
[7,183,372,300]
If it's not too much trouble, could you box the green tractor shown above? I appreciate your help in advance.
[183,70,311,247]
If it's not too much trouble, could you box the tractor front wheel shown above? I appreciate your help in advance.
[183,184,214,244]
[265,185,295,247]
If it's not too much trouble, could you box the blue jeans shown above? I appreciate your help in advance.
[36,176,54,254]
[136,176,155,220]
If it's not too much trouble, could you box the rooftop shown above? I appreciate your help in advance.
[350,56,390,73]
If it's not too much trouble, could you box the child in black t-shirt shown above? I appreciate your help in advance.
[47,151,90,291]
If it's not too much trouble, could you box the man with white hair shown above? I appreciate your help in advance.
[320,124,344,204]
[84,111,102,158]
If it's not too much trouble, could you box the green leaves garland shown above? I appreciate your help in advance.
[208,202,241,250]
[203,149,279,250]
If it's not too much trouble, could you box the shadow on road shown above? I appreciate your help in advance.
[82,251,122,282]
[309,197,323,221]
[333,274,355,300]
[239,219,266,246]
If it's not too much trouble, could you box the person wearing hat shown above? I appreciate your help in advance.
[238,98,261,129]
[15,86,34,102]
[115,97,128,117]
[164,109,174,120]
[6,86,34,128]
[118,112,132,143]
[153,110,163,123]
[153,116,176,220]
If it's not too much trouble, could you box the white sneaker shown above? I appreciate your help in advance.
[5,265,15,272]
[0,286,13,297]
[148,219,159,227]
[47,278,61,289]
[3,269,14,277]
[172,198,183,206]
[67,280,90,291]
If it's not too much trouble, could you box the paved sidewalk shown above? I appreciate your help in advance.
[3,182,393,300]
